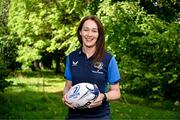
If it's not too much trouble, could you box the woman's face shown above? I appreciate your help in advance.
[80,19,99,48]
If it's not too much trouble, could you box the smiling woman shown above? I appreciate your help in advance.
[80,19,99,49]
[62,15,121,120]
[77,15,106,63]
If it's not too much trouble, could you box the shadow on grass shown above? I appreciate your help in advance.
[0,90,179,119]
[0,90,68,119]
[47,80,64,83]
[12,83,53,88]
[10,70,64,79]
[121,94,180,111]
[4,70,180,119]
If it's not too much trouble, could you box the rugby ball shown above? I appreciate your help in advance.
[66,83,99,109]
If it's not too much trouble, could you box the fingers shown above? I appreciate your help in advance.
[88,93,104,108]
[64,101,75,109]
[62,94,75,109]
[62,93,105,109]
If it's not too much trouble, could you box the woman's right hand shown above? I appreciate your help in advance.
[62,94,75,109]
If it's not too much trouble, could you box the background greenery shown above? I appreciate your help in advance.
[1,71,179,119]
[0,0,179,119]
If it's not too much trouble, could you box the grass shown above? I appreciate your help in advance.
[0,91,67,119]
[0,70,179,119]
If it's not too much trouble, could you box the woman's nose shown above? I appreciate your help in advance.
[87,31,93,36]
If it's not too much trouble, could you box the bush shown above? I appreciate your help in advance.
[0,59,12,92]
[98,1,179,100]
[0,39,13,92]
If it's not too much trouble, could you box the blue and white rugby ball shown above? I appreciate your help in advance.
[67,83,99,109]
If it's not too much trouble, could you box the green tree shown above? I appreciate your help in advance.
[0,0,14,91]
[97,0,179,100]
[8,0,89,72]
[139,0,179,22]
[7,0,179,100]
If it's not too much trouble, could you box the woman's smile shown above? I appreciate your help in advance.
[80,19,99,48]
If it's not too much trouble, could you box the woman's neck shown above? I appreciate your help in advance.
[82,46,96,59]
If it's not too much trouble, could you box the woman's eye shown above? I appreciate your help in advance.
[92,28,98,32]
[92,30,97,32]
[83,28,89,31]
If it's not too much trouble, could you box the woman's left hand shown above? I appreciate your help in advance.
[88,93,104,108]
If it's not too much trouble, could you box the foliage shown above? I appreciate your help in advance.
[5,0,180,100]
[0,39,13,92]
[0,0,10,35]
[97,1,179,100]
[8,0,87,71]
[139,0,179,22]
[0,0,14,92]
[0,57,9,92]
[126,23,180,100]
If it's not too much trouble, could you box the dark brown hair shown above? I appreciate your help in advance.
[77,15,106,63]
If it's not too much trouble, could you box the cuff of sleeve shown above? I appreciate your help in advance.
[103,93,107,102]
[109,79,120,85]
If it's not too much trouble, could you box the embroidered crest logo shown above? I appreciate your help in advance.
[94,62,103,70]
[72,61,78,66]
[92,62,104,74]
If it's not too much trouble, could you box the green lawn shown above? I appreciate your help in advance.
[0,70,179,119]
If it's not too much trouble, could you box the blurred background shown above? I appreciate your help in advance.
[0,0,179,119]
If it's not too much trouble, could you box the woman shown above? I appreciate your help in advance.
[62,15,121,120]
